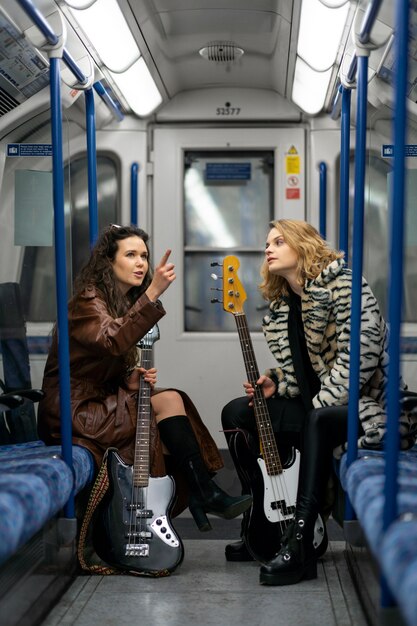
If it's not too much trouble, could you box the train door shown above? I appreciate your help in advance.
[152,127,305,446]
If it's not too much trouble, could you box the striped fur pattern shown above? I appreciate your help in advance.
[262,258,416,457]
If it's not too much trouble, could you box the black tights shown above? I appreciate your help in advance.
[221,397,350,520]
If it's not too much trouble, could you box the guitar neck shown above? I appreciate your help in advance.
[133,345,152,487]
[234,312,282,474]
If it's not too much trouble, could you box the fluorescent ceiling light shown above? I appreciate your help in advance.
[110,58,162,117]
[298,0,350,71]
[292,57,332,115]
[69,0,139,72]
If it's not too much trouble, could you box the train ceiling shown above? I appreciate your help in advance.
[0,0,415,127]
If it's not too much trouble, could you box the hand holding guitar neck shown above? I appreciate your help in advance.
[244,375,276,406]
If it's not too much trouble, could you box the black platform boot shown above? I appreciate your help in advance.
[225,539,254,562]
[259,512,318,586]
[158,416,252,532]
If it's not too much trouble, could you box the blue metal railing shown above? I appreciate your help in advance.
[381,0,409,609]
[50,56,74,517]
[319,162,327,239]
[339,87,351,258]
[345,53,369,521]
[330,0,383,118]
[93,81,124,122]
[130,162,139,226]
[85,89,98,247]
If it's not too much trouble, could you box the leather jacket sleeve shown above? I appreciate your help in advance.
[69,288,165,357]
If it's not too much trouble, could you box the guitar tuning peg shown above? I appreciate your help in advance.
[211,298,222,304]
[210,287,222,292]
[210,262,221,267]
[210,273,219,280]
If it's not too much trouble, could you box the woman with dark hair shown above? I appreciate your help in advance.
[222,219,415,585]
[38,224,251,531]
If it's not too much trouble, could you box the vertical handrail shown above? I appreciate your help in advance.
[85,88,99,248]
[381,0,409,609]
[50,57,74,518]
[339,87,351,259]
[319,162,327,239]
[345,53,368,520]
[130,162,139,226]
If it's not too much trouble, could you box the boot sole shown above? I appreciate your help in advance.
[210,496,253,520]
[259,561,317,586]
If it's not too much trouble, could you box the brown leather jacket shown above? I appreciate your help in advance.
[38,287,223,512]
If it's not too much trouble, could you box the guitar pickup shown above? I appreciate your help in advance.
[125,543,149,557]
[126,505,153,517]
[126,531,152,539]
[271,501,296,516]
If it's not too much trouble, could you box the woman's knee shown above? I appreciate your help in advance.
[221,396,250,429]
[151,390,185,417]
[305,405,348,437]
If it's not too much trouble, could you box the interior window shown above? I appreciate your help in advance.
[19,154,119,321]
[346,152,417,323]
[183,151,274,332]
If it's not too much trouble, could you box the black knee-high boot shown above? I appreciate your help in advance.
[259,407,348,585]
[158,415,253,532]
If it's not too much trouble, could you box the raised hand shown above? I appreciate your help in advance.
[146,249,176,301]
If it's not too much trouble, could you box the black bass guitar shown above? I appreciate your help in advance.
[93,325,184,576]
[214,256,325,564]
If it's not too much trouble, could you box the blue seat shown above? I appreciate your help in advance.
[380,517,417,626]
[340,445,417,626]
[0,442,95,566]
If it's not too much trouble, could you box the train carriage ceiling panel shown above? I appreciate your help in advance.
[1,0,417,126]
[124,0,294,96]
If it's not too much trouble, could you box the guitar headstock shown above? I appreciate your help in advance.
[221,255,247,315]
[137,323,160,349]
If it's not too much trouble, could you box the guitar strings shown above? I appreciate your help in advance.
[235,313,294,535]
[129,338,152,551]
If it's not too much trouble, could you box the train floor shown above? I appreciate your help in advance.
[41,517,368,626]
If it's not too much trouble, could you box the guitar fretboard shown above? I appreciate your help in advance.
[234,312,283,475]
[133,343,152,487]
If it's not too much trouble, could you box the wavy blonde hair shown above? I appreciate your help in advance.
[259,219,344,300]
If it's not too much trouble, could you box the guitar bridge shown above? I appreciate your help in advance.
[125,543,149,557]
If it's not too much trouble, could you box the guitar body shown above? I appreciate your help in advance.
[230,429,326,564]
[94,449,184,576]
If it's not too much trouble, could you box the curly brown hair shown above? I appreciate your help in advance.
[73,224,153,316]
[72,224,153,369]
[259,219,344,300]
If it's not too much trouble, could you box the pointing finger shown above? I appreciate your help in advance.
[159,249,172,266]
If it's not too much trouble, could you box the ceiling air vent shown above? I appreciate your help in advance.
[0,85,19,117]
[199,42,244,64]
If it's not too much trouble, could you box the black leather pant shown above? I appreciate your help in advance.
[221,397,350,520]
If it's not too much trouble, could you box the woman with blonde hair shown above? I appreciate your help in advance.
[222,219,412,585]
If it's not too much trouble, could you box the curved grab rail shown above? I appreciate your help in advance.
[16,0,123,120]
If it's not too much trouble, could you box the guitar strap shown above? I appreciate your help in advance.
[77,449,121,575]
